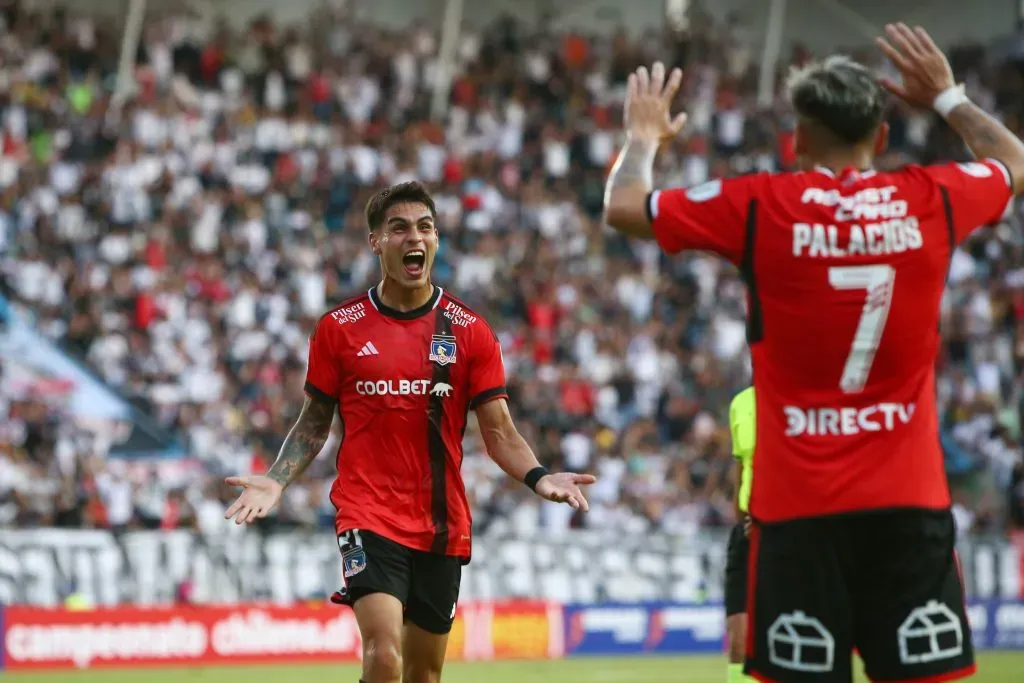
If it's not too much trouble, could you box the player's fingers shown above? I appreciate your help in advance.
[566,496,580,509]
[883,25,919,64]
[224,499,244,520]
[876,36,913,71]
[636,65,650,96]
[572,473,598,485]
[225,476,248,488]
[233,506,250,525]
[913,26,941,55]
[574,490,590,512]
[625,73,637,121]
[650,61,665,96]
[895,23,927,60]
[662,67,683,103]
[243,506,261,525]
[670,112,688,135]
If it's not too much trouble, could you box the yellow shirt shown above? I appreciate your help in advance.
[729,387,756,514]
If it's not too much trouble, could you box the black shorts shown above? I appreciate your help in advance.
[745,508,975,683]
[330,529,462,635]
[725,519,750,617]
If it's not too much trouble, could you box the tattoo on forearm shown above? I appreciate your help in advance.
[948,103,1016,158]
[267,396,335,487]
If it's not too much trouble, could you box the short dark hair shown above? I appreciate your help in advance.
[787,56,887,144]
[364,181,437,232]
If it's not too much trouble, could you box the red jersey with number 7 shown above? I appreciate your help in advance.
[649,160,1013,522]
[303,286,508,559]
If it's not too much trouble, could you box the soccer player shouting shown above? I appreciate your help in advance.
[604,25,1024,682]
[225,181,596,683]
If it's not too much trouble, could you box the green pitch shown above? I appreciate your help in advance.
[5,654,1024,683]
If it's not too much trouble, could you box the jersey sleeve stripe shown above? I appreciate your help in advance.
[304,381,337,405]
[469,386,508,410]
[739,199,764,343]
[646,191,660,221]
[988,158,1013,188]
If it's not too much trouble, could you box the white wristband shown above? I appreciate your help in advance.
[933,85,969,118]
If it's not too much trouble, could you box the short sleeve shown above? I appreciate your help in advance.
[728,387,756,462]
[469,325,508,410]
[304,319,340,404]
[647,174,760,264]
[922,160,1012,243]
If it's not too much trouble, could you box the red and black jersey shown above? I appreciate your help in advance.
[304,285,507,559]
[649,160,1013,522]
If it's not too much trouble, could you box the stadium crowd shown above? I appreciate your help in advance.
[0,2,1023,538]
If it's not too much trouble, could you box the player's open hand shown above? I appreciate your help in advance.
[876,24,956,109]
[224,475,284,525]
[624,61,687,143]
[534,472,597,511]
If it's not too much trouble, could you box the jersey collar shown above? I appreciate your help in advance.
[368,284,443,320]
[814,166,877,181]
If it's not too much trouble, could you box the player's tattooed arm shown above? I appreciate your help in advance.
[946,103,1024,194]
[603,139,659,239]
[476,397,542,482]
[266,396,336,488]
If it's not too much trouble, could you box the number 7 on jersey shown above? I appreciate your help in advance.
[828,265,896,394]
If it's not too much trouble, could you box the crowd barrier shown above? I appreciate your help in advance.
[1,599,1021,671]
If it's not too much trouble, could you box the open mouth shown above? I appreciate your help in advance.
[402,250,426,277]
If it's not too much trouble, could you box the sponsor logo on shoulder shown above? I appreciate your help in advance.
[957,162,993,178]
[686,179,722,202]
[443,301,478,328]
[329,302,367,326]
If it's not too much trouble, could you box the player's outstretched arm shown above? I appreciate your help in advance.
[603,61,688,238]
[224,395,336,525]
[475,398,597,510]
[878,23,1024,194]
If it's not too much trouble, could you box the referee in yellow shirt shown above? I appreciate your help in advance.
[726,386,756,683]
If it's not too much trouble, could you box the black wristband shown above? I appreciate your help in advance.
[523,466,549,492]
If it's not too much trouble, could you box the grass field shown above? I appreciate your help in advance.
[5,654,1024,683]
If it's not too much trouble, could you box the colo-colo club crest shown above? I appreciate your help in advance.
[429,334,457,366]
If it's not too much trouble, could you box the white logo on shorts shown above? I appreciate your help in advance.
[767,611,835,673]
[898,601,964,665]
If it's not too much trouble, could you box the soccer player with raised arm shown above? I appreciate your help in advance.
[726,387,756,683]
[224,181,596,683]
[604,24,1024,682]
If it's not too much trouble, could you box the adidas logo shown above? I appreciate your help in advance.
[356,342,379,357]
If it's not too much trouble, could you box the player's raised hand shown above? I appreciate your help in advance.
[224,475,284,525]
[876,24,956,108]
[534,472,597,511]
[624,61,687,143]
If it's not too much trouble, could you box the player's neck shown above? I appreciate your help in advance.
[376,278,436,313]
[804,151,874,175]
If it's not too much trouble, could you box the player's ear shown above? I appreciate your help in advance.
[874,122,890,157]
[369,229,382,256]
